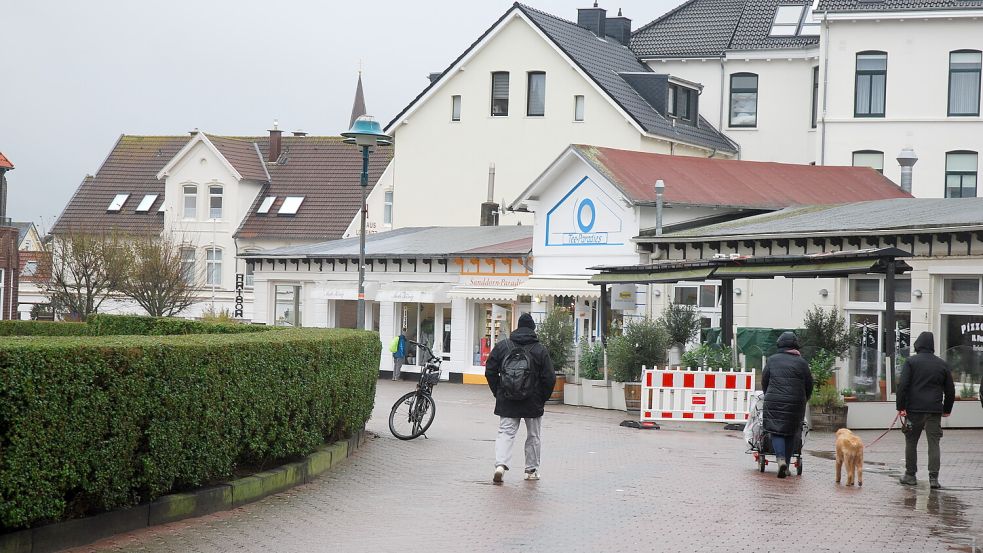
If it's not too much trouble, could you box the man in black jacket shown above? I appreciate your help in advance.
[896,331,955,489]
[762,332,813,479]
[485,313,555,483]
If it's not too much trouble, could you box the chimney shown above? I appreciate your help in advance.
[268,119,282,163]
[577,2,607,38]
[428,72,442,84]
[188,128,199,136]
[480,163,499,226]
[896,148,918,194]
[291,130,308,137]
[605,8,632,45]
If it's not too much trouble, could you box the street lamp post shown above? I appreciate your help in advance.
[342,115,392,330]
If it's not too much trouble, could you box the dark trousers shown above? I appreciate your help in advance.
[904,412,942,477]
[772,434,792,461]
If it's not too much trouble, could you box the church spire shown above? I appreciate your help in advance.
[349,70,367,129]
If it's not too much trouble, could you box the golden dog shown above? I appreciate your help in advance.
[835,428,864,486]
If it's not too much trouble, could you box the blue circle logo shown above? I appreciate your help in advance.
[577,198,596,233]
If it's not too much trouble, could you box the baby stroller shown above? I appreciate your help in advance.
[744,391,809,475]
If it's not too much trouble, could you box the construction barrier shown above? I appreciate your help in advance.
[640,366,757,422]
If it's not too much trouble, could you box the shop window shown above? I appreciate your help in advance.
[849,313,880,400]
[849,278,880,302]
[941,314,983,399]
[473,302,512,366]
[943,277,980,304]
[674,285,699,306]
[335,300,358,329]
[274,284,302,327]
[401,302,437,365]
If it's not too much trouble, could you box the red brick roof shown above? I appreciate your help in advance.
[207,135,269,182]
[574,145,911,209]
[0,152,14,170]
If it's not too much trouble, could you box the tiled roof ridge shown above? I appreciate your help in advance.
[514,3,580,28]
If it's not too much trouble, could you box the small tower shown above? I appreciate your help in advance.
[349,71,367,129]
[0,152,13,224]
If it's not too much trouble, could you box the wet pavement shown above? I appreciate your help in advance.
[72,381,983,553]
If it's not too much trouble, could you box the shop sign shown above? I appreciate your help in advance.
[234,274,244,318]
[610,284,636,311]
[458,276,527,288]
[958,318,983,351]
[544,176,627,247]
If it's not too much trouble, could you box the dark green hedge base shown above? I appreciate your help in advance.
[0,314,272,337]
[0,432,368,553]
[0,326,380,530]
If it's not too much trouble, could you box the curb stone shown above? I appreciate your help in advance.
[0,429,367,553]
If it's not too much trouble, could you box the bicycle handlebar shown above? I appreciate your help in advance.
[406,340,440,364]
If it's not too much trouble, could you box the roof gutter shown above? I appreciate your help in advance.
[636,224,983,243]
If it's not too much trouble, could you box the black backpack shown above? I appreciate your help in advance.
[499,340,537,401]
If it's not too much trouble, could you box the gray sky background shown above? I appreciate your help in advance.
[1,1,680,231]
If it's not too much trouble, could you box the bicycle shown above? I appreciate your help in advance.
[388,340,441,440]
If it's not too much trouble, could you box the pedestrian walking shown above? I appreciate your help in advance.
[762,331,813,479]
[485,313,555,483]
[391,328,407,381]
[896,331,955,489]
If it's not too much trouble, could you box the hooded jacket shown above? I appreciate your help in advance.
[896,332,955,414]
[762,332,814,436]
[485,326,556,418]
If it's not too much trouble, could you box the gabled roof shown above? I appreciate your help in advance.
[515,144,910,211]
[661,197,983,239]
[233,137,392,241]
[9,222,35,246]
[53,134,392,242]
[0,152,14,170]
[815,0,983,12]
[631,0,818,58]
[53,135,186,235]
[386,3,736,155]
[245,225,533,259]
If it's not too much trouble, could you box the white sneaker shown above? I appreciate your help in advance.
[524,470,540,481]
[493,465,506,483]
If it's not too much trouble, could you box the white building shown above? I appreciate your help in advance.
[51,129,391,319]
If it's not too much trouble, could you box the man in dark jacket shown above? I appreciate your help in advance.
[762,331,813,479]
[485,313,555,483]
[896,331,955,489]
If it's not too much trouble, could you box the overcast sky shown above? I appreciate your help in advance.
[0,1,681,231]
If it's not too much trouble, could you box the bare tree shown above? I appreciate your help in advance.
[117,234,199,317]
[42,229,129,320]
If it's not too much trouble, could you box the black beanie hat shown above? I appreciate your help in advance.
[518,313,535,330]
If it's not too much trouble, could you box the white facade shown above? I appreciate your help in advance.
[818,15,983,197]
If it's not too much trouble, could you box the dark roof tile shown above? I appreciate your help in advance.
[207,135,269,182]
[816,0,983,12]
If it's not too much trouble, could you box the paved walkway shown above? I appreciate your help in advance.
[74,381,983,553]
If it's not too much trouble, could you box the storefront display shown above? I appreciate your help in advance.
[472,302,512,366]
[274,285,301,327]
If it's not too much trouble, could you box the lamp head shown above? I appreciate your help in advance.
[342,115,393,147]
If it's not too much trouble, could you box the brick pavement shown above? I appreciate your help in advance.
[72,381,983,553]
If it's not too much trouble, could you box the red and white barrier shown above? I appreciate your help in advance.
[640,366,757,422]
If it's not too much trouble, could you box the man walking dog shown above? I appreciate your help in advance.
[896,331,955,489]
[485,313,555,483]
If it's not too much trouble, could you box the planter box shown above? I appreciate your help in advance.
[582,379,615,410]
[563,381,584,406]
[811,405,848,432]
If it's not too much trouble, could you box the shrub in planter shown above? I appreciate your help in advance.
[808,348,837,388]
[658,301,701,354]
[608,318,669,382]
[578,338,604,380]
[537,308,573,373]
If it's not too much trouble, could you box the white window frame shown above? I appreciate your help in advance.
[384,190,393,225]
[574,95,585,121]
[180,247,197,285]
[279,196,304,215]
[258,196,276,214]
[108,194,129,212]
[206,247,222,287]
[135,194,158,212]
[769,5,805,36]
[451,95,462,121]
[183,185,197,219]
[852,150,885,174]
[940,276,982,310]
[208,185,223,220]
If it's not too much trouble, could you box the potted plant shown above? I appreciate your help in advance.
[659,301,701,367]
[840,388,857,402]
[808,350,848,431]
[538,307,573,404]
[801,306,858,390]
[608,318,669,412]
[958,381,979,401]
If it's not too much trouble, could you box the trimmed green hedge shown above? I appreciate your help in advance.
[0,314,271,337]
[0,328,379,529]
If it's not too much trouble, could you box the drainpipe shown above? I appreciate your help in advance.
[819,11,830,166]
[655,180,665,236]
[718,56,726,134]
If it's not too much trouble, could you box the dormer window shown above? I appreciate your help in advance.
[108,194,129,212]
[667,83,696,124]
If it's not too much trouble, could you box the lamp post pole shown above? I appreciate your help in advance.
[357,145,369,330]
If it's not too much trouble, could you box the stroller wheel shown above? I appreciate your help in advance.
[758,453,766,472]
[796,457,803,476]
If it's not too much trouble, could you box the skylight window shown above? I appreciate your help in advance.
[799,10,821,36]
[770,5,805,36]
[108,194,130,212]
[258,196,277,214]
[135,194,158,212]
[278,196,304,215]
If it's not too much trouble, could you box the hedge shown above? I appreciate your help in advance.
[0,314,271,337]
[0,328,380,530]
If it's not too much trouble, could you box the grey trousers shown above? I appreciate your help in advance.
[495,416,542,472]
[905,412,943,477]
[392,357,404,380]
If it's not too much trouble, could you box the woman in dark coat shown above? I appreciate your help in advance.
[762,332,814,478]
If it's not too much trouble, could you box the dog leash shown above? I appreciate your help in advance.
[864,412,902,449]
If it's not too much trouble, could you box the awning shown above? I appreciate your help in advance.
[448,287,518,301]
[712,259,913,279]
[589,267,715,285]
[310,281,379,301]
[376,282,453,304]
[515,277,601,298]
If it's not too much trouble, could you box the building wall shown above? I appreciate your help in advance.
[388,14,676,229]
[820,17,983,197]
[645,55,820,164]
[0,227,19,320]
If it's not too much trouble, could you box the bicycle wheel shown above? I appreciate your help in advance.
[389,391,436,440]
